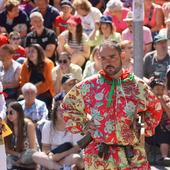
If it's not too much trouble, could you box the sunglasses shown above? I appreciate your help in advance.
[11,37,21,41]
[58,59,68,64]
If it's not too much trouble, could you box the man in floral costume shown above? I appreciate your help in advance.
[62,42,163,170]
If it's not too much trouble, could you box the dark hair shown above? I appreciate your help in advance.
[68,24,83,45]
[99,41,122,55]
[5,102,25,152]
[27,44,45,73]
[99,23,114,35]
[149,78,165,89]
[51,102,60,130]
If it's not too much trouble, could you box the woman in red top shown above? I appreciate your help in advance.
[8,31,26,63]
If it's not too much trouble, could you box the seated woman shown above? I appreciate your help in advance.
[20,44,55,110]
[52,52,82,94]
[88,15,121,47]
[4,101,37,169]
[32,103,84,170]
[8,31,26,63]
[83,46,102,79]
[57,15,90,67]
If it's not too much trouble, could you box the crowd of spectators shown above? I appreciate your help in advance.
[0,0,170,169]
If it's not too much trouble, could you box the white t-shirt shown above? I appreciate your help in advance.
[42,121,82,150]
[79,7,102,35]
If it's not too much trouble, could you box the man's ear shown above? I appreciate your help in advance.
[120,51,126,61]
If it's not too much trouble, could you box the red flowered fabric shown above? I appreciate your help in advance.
[62,71,162,170]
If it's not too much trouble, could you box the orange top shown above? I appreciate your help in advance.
[20,58,55,96]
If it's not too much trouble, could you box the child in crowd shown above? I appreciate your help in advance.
[55,0,73,36]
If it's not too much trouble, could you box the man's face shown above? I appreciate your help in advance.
[30,16,44,30]
[23,90,36,105]
[152,85,164,96]
[154,40,168,57]
[99,44,122,77]
[35,0,48,12]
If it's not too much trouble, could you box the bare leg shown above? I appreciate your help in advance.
[32,152,62,170]
[59,154,84,169]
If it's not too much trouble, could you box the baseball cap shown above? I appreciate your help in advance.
[61,74,77,85]
[154,34,167,43]
[123,11,133,22]
[100,15,112,24]
[61,0,72,7]
[149,78,165,89]
[67,15,81,26]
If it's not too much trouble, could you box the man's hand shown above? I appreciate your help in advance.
[83,121,97,135]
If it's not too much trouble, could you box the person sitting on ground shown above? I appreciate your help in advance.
[88,15,121,48]
[20,43,55,110]
[73,0,102,36]
[122,11,153,55]
[103,0,129,33]
[32,102,84,170]
[53,73,79,108]
[146,77,170,165]
[57,15,90,67]
[31,0,59,29]
[8,31,26,63]
[0,44,21,104]
[0,0,29,36]
[143,33,170,80]
[5,101,37,169]
[26,11,57,65]
[19,82,48,125]
[52,52,82,94]
[55,0,73,36]
[18,82,48,149]
[83,46,102,79]
[144,0,164,38]
[120,40,133,73]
